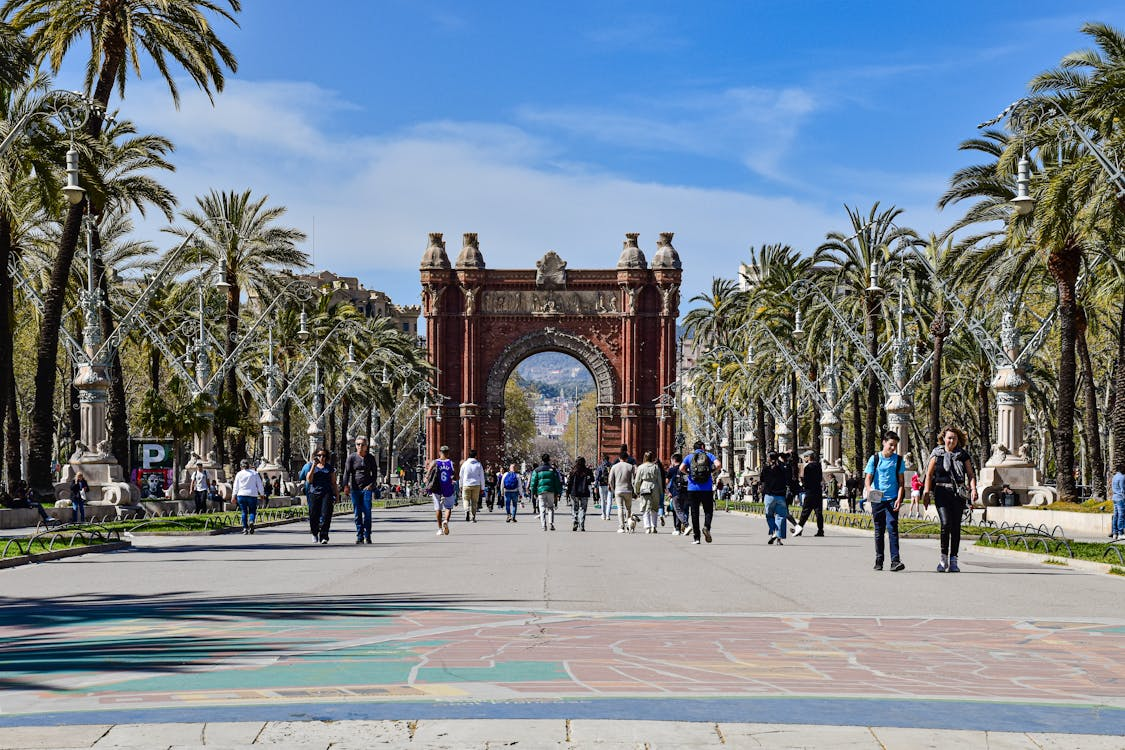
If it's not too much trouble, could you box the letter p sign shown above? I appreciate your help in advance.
[142,444,166,469]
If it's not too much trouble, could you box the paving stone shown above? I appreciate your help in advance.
[0,725,110,749]
[567,720,721,747]
[410,718,563,746]
[870,727,1039,749]
[253,720,410,746]
[95,723,204,747]
[200,723,265,745]
[1027,733,1125,749]
[719,723,881,749]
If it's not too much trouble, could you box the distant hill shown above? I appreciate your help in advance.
[516,352,595,399]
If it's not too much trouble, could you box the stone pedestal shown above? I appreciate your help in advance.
[979,362,1055,506]
[307,420,325,459]
[258,407,288,480]
[776,422,792,454]
[819,409,842,466]
[885,391,912,460]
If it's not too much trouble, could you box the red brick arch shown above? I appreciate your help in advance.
[420,232,682,468]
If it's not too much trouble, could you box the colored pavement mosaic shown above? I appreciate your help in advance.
[2,604,1124,733]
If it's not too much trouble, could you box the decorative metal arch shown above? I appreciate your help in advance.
[484,328,617,411]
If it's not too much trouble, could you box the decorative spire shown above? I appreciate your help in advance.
[420,232,451,270]
[652,231,682,270]
[617,232,647,269]
[455,232,486,269]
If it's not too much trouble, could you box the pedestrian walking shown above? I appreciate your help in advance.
[69,472,89,523]
[679,440,720,544]
[566,456,594,531]
[426,445,457,536]
[1111,462,1125,540]
[608,447,637,533]
[922,425,978,573]
[190,461,210,513]
[794,453,824,537]
[304,450,337,543]
[529,453,562,530]
[864,431,906,571]
[760,451,790,545]
[484,467,497,512]
[596,454,612,519]
[634,451,664,533]
[208,479,223,511]
[909,472,923,517]
[501,463,524,522]
[666,452,688,534]
[341,435,380,544]
[459,449,485,523]
[233,458,268,535]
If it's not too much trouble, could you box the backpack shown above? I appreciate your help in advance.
[503,472,520,490]
[595,463,608,485]
[688,451,713,484]
[571,470,590,497]
[871,452,904,492]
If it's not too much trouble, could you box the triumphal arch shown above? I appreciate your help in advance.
[420,232,682,468]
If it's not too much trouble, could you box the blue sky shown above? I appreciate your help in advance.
[53,1,1125,313]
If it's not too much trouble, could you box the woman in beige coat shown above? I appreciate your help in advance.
[633,451,666,534]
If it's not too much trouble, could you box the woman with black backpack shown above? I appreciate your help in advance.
[566,456,594,531]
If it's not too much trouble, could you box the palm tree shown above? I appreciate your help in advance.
[3,0,240,492]
[0,20,30,89]
[814,204,916,454]
[169,189,308,463]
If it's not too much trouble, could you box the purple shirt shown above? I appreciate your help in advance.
[435,458,455,497]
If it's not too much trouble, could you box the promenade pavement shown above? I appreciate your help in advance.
[1,502,1122,748]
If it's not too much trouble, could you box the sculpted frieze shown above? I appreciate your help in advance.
[480,289,619,315]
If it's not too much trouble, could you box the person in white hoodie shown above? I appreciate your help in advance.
[232,459,267,535]
[459,449,485,523]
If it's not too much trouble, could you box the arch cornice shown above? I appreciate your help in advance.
[484,328,617,412]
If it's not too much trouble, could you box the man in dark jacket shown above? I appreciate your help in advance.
[341,436,380,544]
[760,451,792,545]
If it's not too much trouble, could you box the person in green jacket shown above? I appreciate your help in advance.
[633,451,665,534]
[529,453,563,531]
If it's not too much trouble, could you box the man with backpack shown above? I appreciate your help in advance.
[501,464,524,522]
[529,453,563,531]
[566,456,594,531]
[678,440,721,545]
[864,430,906,571]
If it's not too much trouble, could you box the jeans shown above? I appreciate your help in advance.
[351,488,373,540]
[571,495,589,527]
[797,494,823,533]
[687,489,715,541]
[934,486,964,556]
[308,491,334,541]
[236,496,258,530]
[1114,499,1125,536]
[538,491,556,528]
[598,485,612,517]
[670,493,688,530]
[871,499,900,562]
[73,501,86,523]
[504,491,520,517]
[765,494,787,539]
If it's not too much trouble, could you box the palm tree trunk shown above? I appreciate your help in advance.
[5,374,19,484]
[27,202,84,492]
[1049,247,1080,501]
[865,299,881,454]
[281,396,291,473]
[851,389,863,474]
[1114,292,1125,471]
[148,346,160,393]
[1076,310,1106,498]
[0,213,11,480]
[340,396,351,469]
[929,309,947,449]
[809,360,821,456]
[976,380,991,469]
[755,397,766,471]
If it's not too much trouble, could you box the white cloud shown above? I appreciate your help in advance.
[117,79,863,308]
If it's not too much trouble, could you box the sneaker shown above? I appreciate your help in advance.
[948,556,960,573]
[890,561,906,572]
[768,534,776,545]
[312,534,320,543]
[936,555,948,573]
[242,529,249,535]
[550,523,555,531]
[775,538,783,546]
[703,528,712,544]
[873,560,883,571]
[573,522,579,531]
[365,536,372,544]
[793,525,804,537]
[442,523,449,535]
[436,529,444,536]
[814,531,824,537]
[512,517,517,523]
[355,538,363,544]
[660,516,665,526]
[506,517,512,523]
[320,539,328,545]
[692,540,701,545]
[652,528,658,534]
[465,512,471,522]
[472,517,477,523]
[618,527,626,534]
[249,525,255,534]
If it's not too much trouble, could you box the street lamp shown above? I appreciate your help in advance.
[62,147,85,205]
[297,311,310,342]
[1010,156,1034,216]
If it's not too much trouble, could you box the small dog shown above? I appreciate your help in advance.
[626,514,640,533]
